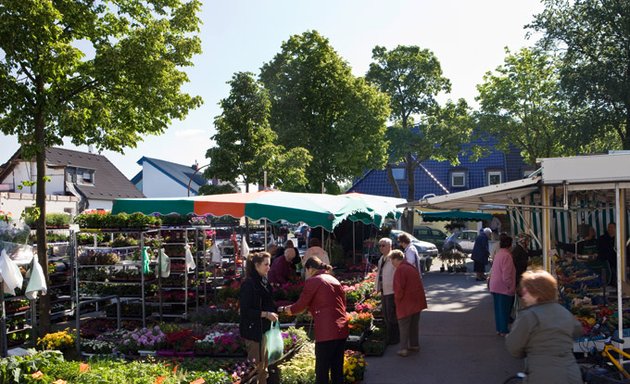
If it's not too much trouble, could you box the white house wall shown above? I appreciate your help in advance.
[0,192,78,220]
[0,162,66,195]
[87,199,113,211]
[141,162,198,197]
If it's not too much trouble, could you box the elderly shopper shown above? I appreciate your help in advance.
[302,237,330,267]
[390,249,428,357]
[397,233,422,274]
[239,252,279,384]
[471,227,493,281]
[374,237,399,345]
[268,244,298,285]
[281,257,348,384]
[506,270,583,383]
[489,234,516,336]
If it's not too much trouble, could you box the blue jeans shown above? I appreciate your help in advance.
[492,293,514,334]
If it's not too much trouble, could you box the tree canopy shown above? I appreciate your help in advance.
[0,0,202,331]
[529,0,630,150]
[259,30,390,193]
[366,45,473,203]
[205,72,310,192]
[475,47,569,165]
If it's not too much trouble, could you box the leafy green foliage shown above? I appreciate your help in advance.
[0,1,202,330]
[198,184,238,195]
[475,47,569,164]
[529,0,630,150]
[260,30,390,193]
[205,72,311,191]
[366,45,473,204]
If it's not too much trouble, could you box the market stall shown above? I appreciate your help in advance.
[406,153,630,341]
[112,190,396,231]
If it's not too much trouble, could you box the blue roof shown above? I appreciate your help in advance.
[136,157,208,195]
[348,135,528,200]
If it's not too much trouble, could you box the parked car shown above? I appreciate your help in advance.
[388,229,438,272]
[444,229,479,254]
[413,226,447,251]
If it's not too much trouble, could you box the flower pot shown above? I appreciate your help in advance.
[156,350,176,357]
[138,349,157,357]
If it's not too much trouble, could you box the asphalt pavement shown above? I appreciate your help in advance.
[363,261,523,384]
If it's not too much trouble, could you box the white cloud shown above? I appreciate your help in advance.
[174,129,204,138]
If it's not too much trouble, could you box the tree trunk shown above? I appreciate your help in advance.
[624,113,630,150]
[34,99,51,335]
[402,154,416,233]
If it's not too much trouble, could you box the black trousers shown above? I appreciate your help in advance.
[382,293,399,344]
[315,338,346,384]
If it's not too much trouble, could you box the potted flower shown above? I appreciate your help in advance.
[80,338,115,356]
[116,326,165,356]
[346,311,373,336]
[343,350,367,383]
[162,328,197,357]
[37,329,77,360]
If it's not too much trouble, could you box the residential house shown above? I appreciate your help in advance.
[348,137,533,202]
[0,147,143,215]
[132,156,241,197]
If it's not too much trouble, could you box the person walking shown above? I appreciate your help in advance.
[374,237,399,345]
[239,252,279,384]
[471,227,492,281]
[280,257,348,384]
[390,249,428,357]
[506,270,583,383]
[488,234,516,336]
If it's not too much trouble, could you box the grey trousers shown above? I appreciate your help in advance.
[382,294,399,344]
[398,311,420,349]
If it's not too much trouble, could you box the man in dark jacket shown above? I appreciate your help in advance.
[598,222,617,286]
[471,227,492,281]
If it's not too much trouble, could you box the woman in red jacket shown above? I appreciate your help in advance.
[390,249,428,357]
[280,257,349,384]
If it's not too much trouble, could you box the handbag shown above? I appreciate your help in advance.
[264,321,284,364]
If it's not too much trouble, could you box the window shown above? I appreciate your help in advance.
[487,171,502,185]
[451,171,466,187]
[392,168,405,180]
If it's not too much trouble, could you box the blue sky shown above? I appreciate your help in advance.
[0,0,543,178]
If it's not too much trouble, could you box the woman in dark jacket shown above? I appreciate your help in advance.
[239,252,279,384]
[281,257,349,384]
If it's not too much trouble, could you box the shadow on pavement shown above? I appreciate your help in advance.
[363,268,523,384]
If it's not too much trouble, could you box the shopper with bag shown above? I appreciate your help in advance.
[239,252,279,384]
[280,256,349,384]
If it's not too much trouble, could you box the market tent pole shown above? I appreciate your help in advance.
[615,185,625,341]
[542,185,553,272]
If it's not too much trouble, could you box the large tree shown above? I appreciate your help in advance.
[366,45,473,224]
[0,0,202,332]
[205,72,311,192]
[475,47,571,165]
[259,30,390,193]
[529,0,630,150]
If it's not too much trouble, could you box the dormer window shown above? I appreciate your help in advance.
[451,171,466,188]
[487,170,502,185]
[392,168,406,180]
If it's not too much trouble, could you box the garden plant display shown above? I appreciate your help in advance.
[115,326,166,355]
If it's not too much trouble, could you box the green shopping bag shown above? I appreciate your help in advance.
[265,321,284,364]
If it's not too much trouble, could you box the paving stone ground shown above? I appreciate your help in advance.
[363,261,523,384]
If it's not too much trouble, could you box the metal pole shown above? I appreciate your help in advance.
[264,171,268,252]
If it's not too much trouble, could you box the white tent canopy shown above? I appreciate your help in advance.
[405,152,630,340]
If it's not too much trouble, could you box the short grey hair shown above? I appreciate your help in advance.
[379,237,392,246]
